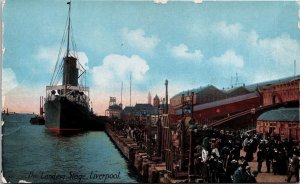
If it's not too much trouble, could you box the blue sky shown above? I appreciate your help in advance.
[2,0,300,114]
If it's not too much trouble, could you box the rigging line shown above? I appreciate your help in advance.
[56,59,65,83]
[51,3,71,86]
[52,56,63,85]
[55,65,63,85]
[50,16,69,86]
[69,17,85,78]
[69,23,86,87]
[51,40,66,86]
[70,23,78,58]
[70,24,79,64]
[78,70,86,79]
[52,57,64,85]
[53,48,67,85]
[71,30,85,78]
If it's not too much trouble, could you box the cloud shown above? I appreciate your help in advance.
[34,46,59,72]
[77,52,89,70]
[256,34,300,66]
[207,22,300,67]
[3,84,45,113]
[169,44,203,61]
[212,21,242,39]
[121,28,160,53]
[252,72,284,84]
[192,20,299,84]
[242,33,300,82]
[35,46,90,77]
[91,54,149,90]
[2,68,18,95]
[154,0,168,4]
[194,0,203,3]
[210,50,244,69]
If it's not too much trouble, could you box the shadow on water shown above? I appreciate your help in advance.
[104,132,145,183]
[126,163,146,183]
[44,129,89,138]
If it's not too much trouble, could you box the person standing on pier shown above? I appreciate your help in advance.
[287,149,299,183]
[233,160,249,183]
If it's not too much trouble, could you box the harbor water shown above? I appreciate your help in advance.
[2,114,139,183]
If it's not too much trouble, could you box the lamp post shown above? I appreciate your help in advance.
[191,92,194,119]
[146,114,153,160]
[251,108,256,131]
[181,94,184,118]
[165,80,168,114]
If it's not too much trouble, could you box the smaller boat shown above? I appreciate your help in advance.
[30,115,45,125]
[30,96,45,125]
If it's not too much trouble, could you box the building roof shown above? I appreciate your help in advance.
[173,85,220,98]
[175,92,260,115]
[257,108,299,122]
[108,104,122,110]
[171,75,300,99]
[245,75,300,92]
[122,104,158,116]
[193,92,260,112]
[224,86,249,94]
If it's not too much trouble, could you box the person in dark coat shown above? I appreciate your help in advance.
[245,139,255,162]
[246,166,257,183]
[225,159,239,182]
[287,150,299,183]
[273,147,288,175]
[233,161,249,183]
[265,145,272,173]
[257,140,266,173]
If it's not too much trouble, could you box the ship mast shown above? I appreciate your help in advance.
[64,1,71,94]
[66,1,71,57]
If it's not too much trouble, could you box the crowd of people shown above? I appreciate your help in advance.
[192,129,299,183]
[108,118,299,183]
[110,118,148,150]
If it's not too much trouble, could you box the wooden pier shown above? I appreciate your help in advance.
[105,123,170,183]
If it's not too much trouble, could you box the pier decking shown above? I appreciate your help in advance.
[105,124,169,183]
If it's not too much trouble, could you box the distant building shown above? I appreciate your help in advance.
[169,84,259,123]
[148,92,152,105]
[256,108,299,141]
[105,97,122,118]
[258,76,300,106]
[169,75,299,128]
[121,103,158,120]
[153,94,160,107]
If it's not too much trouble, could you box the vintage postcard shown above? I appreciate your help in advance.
[1,0,300,183]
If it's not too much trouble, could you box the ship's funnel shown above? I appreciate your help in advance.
[63,56,78,86]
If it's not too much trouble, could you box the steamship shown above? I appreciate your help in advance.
[44,1,103,132]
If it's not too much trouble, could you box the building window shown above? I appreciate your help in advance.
[269,127,275,134]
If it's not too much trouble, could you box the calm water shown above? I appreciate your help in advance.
[2,114,139,183]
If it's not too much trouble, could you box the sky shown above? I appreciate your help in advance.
[2,0,300,115]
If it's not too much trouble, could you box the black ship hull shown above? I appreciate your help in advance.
[45,96,105,132]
